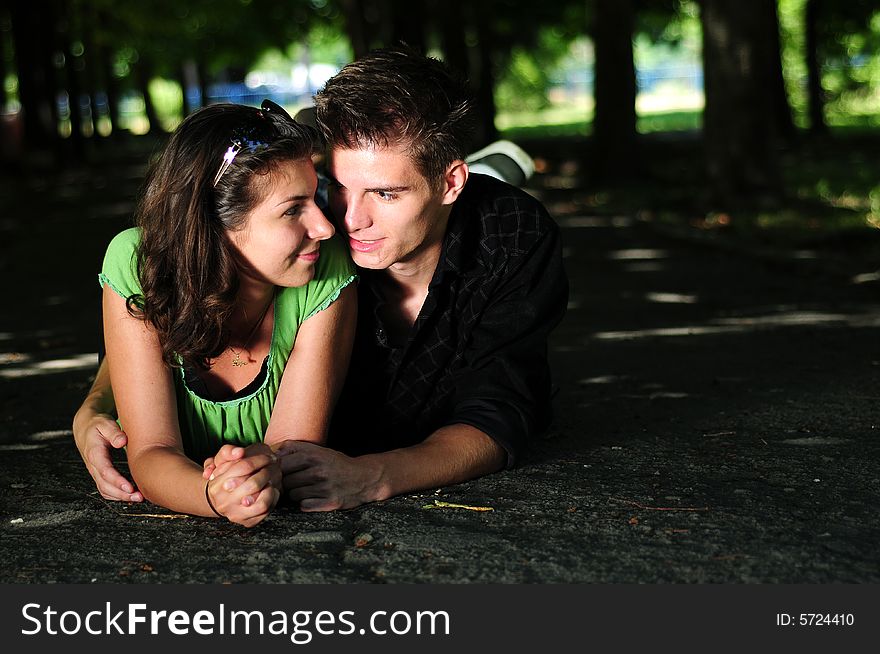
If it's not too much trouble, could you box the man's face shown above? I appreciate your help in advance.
[327,143,455,272]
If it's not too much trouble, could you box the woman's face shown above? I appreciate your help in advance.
[227,158,335,289]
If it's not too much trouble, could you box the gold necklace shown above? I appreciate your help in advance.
[229,294,273,368]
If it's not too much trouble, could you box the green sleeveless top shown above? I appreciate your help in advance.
[98,227,356,461]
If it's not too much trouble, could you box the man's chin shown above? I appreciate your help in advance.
[349,250,390,270]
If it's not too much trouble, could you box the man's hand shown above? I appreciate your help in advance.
[205,443,282,527]
[73,412,143,502]
[276,440,384,512]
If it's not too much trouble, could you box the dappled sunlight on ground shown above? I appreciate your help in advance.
[851,271,880,284]
[578,375,626,385]
[607,248,670,260]
[577,375,693,401]
[0,430,75,451]
[0,352,97,379]
[591,307,880,341]
[644,292,699,304]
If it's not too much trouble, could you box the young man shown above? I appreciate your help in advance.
[73,48,568,511]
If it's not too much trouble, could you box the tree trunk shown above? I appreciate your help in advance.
[81,5,105,140]
[438,0,471,82]
[340,0,370,58]
[0,10,8,111]
[59,0,86,158]
[592,0,638,182]
[0,6,14,165]
[473,12,498,146]
[102,55,122,135]
[10,0,58,150]
[135,58,160,133]
[436,0,483,151]
[96,6,122,135]
[390,0,425,52]
[805,0,826,134]
[700,0,782,206]
[178,63,193,117]
[196,57,209,108]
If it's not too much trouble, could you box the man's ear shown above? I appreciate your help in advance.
[440,160,469,205]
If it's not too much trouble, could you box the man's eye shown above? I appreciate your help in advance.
[375,191,396,201]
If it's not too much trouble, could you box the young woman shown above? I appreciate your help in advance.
[98,101,356,527]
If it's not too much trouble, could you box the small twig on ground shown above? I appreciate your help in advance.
[90,494,190,519]
[611,497,709,512]
[422,500,494,512]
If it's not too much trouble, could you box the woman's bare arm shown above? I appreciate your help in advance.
[102,285,278,525]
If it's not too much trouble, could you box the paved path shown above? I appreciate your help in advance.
[1,151,878,583]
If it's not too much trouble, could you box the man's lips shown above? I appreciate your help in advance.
[348,237,383,253]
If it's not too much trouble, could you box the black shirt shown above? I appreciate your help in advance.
[329,173,568,466]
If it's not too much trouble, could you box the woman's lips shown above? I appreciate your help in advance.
[348,237,383,253]
[297,249,320,262]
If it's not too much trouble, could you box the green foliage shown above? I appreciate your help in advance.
[494,1,705,126]
[778,0,808,126]
[83,0,337,78]
[500,120,591,140]
[634,1,701,67]
[495,49,554,112]
[779,0,880,128]
[285,21,352,65]
[112,47,138,79]
[636,109,701,132]
[498,107,703,140]
[485,0,588,113]
[149,78,184,131]
[494,14,595,112]
[637,0,699,46]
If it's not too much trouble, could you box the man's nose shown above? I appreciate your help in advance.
[343,195,372,233]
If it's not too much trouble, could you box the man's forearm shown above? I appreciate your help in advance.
[361,424,507,502]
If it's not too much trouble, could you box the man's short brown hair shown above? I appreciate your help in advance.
[315,47,476,185]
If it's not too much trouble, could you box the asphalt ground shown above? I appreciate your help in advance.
[1,143,879,583]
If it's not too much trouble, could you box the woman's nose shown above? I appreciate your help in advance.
[307,205,335,240]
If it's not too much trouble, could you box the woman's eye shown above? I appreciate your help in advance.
[284,205,303,217]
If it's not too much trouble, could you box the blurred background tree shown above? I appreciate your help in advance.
[2,0,880,224]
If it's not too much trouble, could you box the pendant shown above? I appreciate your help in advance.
[231,351,247,367]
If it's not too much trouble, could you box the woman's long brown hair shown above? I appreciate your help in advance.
[128,103,319,369]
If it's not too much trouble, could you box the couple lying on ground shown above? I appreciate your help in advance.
[72,48,568,526]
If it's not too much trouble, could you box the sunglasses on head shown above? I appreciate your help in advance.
[212,99,294,187]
